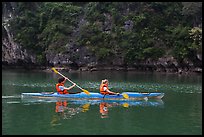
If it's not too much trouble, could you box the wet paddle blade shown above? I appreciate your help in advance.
[123,93,129,99]
[52,67,58,74]
[82,89,90,95]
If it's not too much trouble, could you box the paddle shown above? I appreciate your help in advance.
[122,93,129,99]
[51,67,90,95]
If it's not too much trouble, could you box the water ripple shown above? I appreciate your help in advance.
[2,81,202,94]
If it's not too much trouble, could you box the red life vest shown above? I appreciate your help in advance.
[56,83,68,94]
[100,83,109,95]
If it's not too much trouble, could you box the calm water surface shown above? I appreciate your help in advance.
[2,69,202,135]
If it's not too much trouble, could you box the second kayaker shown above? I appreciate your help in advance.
[100,79,119,95]
[56,77,77,94]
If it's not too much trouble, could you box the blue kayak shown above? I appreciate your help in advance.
[21,92,164,100]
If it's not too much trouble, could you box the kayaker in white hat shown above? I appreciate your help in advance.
[100,79,119,95]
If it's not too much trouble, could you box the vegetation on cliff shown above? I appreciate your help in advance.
[2,2,202,69]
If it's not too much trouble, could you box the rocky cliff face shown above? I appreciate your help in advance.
[2,2,202,73]
[45,45,97,70]
[2,4,36,68]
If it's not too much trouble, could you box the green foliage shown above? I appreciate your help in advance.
[9,2,83,54]
[166,25,202,61]
[36,54,46,65]
[189,27,202,47]
[96,48,112,59]
[5,2,202,65]
[143,47,165,60]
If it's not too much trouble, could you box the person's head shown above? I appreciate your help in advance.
[102,79,108,84]
[58,77,65,83]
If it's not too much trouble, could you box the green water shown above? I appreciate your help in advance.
[2,70,202,135]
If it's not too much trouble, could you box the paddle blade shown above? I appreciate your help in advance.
[51,67,58,74]
[122,103,129,108]
[82,89,90,95]
[122,93,129,99]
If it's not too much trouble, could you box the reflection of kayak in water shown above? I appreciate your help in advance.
[52,100,90,122]
[21,97,164,108]
[68,99,164,107]
[21,92,164,100]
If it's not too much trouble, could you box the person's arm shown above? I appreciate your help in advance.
[64,83,76,90]
[104,87,119,95]
[65,77,68,81]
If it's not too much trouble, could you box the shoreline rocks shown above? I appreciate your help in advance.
[2,64,202,75]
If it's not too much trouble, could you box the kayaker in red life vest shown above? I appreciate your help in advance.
[100,79,120,95]
[56,77,76,94]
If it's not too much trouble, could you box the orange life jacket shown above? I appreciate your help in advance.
[100,83,109,95]
[56,83,68,94]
